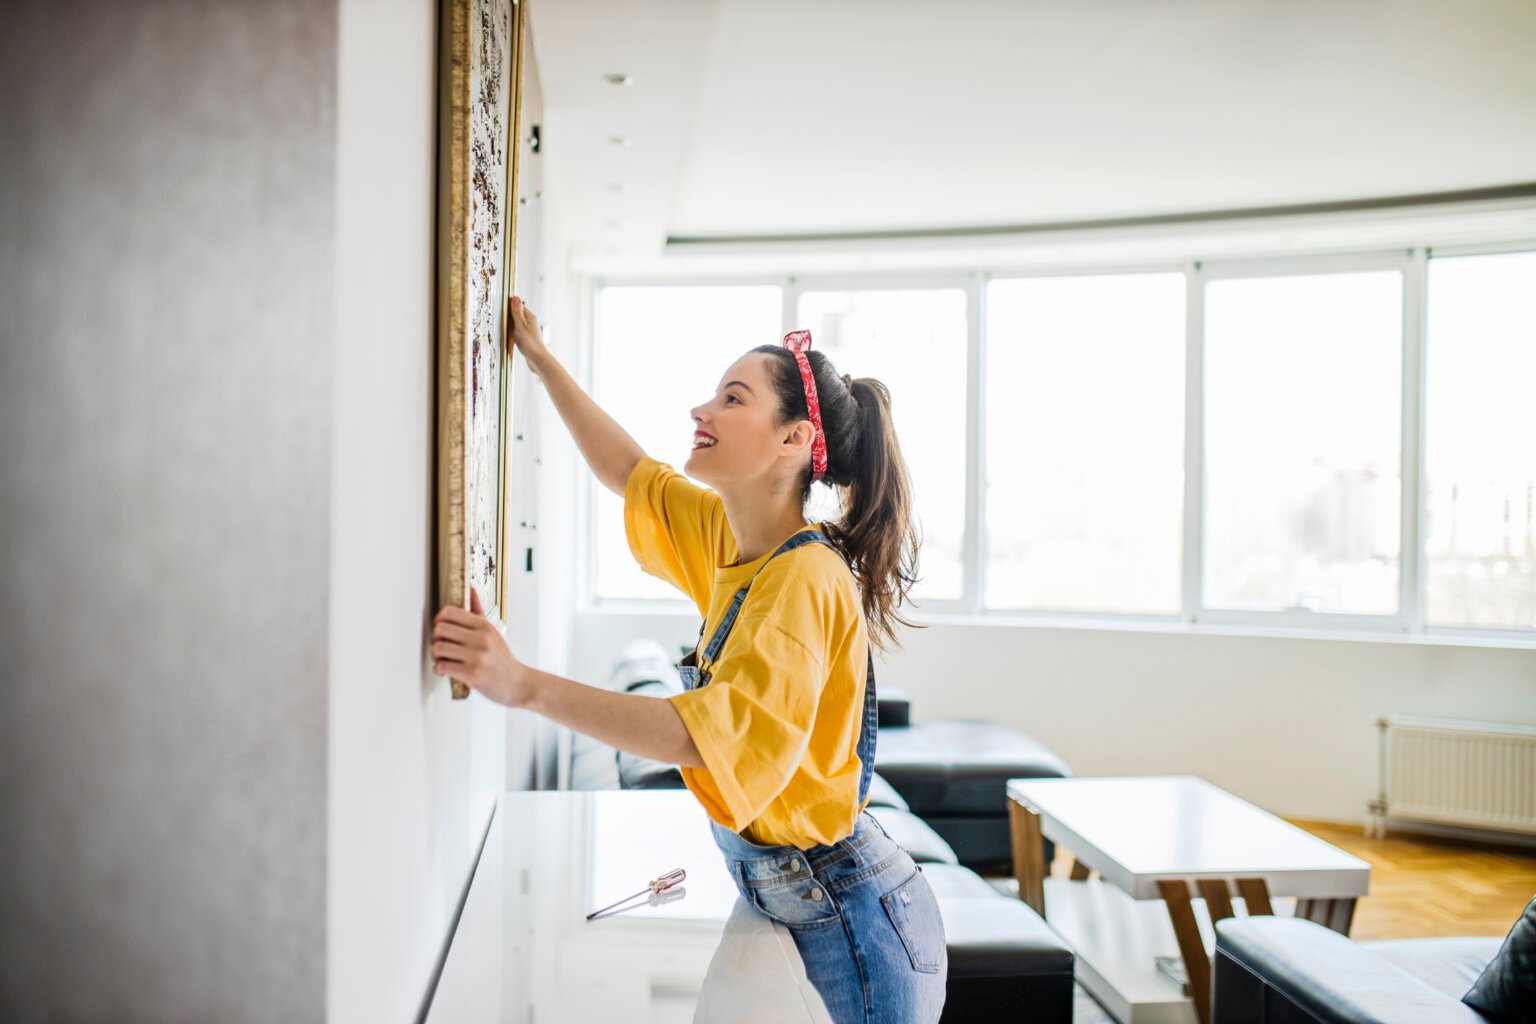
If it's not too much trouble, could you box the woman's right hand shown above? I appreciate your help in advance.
[507,295,550,365]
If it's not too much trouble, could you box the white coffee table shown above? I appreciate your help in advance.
[1007,776,1370,1024]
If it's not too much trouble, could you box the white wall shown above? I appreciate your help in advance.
[526,100,586,778]
[502,10,562,792]
[571,576,1536,827]
[330,0,552,1019]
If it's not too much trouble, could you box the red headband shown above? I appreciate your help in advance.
[782,329,828,481]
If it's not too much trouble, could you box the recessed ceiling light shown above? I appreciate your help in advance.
[602,73,632,86]
[607,135,631,146]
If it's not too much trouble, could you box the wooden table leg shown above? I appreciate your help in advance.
[1235,878,1273,916]
[1158,879,1213,1024]
[1296,896,1356,933]
[1197,879,1235,925]
[1324,897,1357,935]
[1008,795,1046,918]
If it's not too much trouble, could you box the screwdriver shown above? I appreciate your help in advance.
[586,868,687,920]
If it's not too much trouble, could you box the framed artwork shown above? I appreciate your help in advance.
[435,0,527,698]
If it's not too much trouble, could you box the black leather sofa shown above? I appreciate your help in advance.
[1212,894,1536,1024]
[871,687,1071,873]
[917,860,1076,1022]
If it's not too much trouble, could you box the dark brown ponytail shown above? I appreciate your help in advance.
[751,345,925,654]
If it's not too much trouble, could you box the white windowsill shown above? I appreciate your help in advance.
[580,600,1536,651]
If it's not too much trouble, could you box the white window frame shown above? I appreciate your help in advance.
[580,273,791,612]
[576,241,1536,649]
[1414,238,1536,644]
[786,270,977,615]
[978,260,1194,624]
[1188,248,1414,634]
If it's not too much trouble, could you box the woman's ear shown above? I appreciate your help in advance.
[780,419,815,455]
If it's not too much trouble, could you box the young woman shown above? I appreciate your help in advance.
[432,295,947,1022]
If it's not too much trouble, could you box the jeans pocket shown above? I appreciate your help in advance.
[879,868,945,974]
[748,873,841,927]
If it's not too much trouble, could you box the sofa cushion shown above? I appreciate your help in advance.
[874,720,1071,816]
[864,771,910,811]
[614,678,688,789]
[1215,917,1490,1023]
[916,863,1005,900]
[1367,937,1502,1002]
[1462,895,1536,1023]
[935,888,1075,979]
[916,815,1041,873]
[611,648,690,790]
[865,807,959,865]
[877,685,912,727]
[929,864,1076,1023]
[616,753,683,789]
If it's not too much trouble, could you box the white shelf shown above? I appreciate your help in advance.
[1045,877,1296,1024]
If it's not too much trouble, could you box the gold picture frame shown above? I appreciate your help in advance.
[435,0,525,699]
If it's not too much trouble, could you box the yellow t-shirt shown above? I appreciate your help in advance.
[624,455,871,849]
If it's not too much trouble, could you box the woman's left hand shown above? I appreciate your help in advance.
[432,586,536,708]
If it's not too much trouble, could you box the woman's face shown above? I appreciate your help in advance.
[685,352,810,487]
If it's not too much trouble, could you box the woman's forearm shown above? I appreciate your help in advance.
[524,349,645,496]
[525,668,705,768]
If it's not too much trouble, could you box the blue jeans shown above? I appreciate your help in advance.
[710,811,948,1023]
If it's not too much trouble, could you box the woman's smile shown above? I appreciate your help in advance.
[692,429,717,450]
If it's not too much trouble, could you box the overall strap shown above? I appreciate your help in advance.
[854,639,878,808]
[695,528,834,665]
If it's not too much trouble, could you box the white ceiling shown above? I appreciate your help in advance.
[528,0,1536,272]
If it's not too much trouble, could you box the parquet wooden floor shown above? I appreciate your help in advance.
[1283,819,1536,941]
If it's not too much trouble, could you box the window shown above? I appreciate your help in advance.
[796,287,969,604]
[582,242,1535,644]
[1202,269,1403,615]
[984,273,1187,614]
[590,284,782,601]
[1424,250,1536,630]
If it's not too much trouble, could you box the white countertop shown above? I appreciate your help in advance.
[425,790,832,1023]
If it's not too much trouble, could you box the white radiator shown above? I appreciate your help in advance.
[1374,714,1536,837]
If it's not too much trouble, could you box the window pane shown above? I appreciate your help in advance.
[1424,250,1536,630]
[984,273,1186,613]
[592,285,783,601]
[796,289,968,603]
[1203,270,1402,614]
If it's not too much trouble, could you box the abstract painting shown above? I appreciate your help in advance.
[436,0,525,698]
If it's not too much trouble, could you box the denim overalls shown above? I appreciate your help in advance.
[678,528,948,1024]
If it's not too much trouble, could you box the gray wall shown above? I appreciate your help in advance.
[0,2,336,1020]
